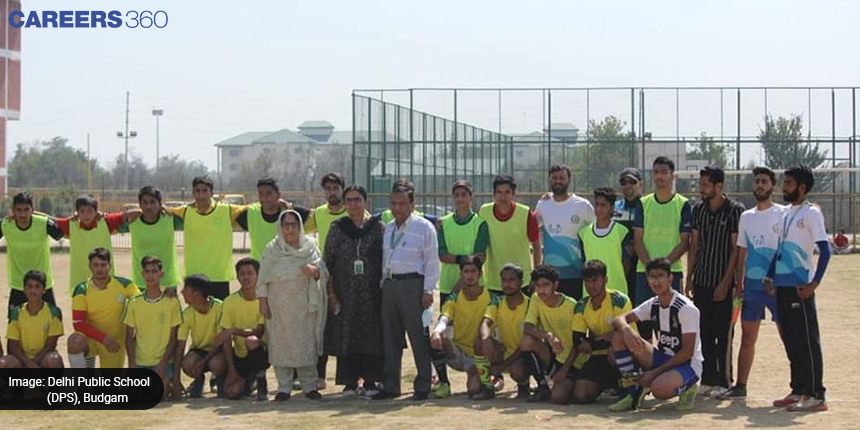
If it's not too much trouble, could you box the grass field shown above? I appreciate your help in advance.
[1,250,858,429]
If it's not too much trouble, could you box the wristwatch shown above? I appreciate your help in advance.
[762,276,773,284]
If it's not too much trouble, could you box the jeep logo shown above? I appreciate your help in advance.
[659,333,680,350]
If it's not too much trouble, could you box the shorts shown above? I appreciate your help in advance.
[139,363,175,378]
[187,348,213,371]
[576,354,619,389]
[634,272,682,306]
[558,278,584,301]
[741,290,779,323]
[446,344,476,372]
[549,359,577,381]
[650,348,699,397]
[208,282,230,301]
[8,288,57,319]
[83,335,126,368]
[233,345,270,379]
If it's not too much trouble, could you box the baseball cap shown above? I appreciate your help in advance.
[619,168,642,182]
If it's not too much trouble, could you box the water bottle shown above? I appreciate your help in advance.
[422,307,434,328]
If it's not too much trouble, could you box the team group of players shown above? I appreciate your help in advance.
[0,158,830,412]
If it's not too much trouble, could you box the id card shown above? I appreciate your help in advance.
[354,259,365,275]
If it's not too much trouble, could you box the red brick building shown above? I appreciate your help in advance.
[0,0,22,198]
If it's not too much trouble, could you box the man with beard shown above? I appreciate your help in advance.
[535,165,594,300]
[685,165,744,397]
[718,166,785,400]
[763,164,830,412]
[614,168,643,303]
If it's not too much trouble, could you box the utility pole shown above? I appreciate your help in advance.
[117,91,137,190]
[86,133,91,190]
[152,108,164,175]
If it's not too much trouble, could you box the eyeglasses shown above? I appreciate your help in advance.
[345,197,364,204]
[620,178,638,185]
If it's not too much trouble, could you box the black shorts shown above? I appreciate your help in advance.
[8,289,56,319]
[188,348,212,371]
[208,282,230,300]
[557,279,583,301]
[576,354,619,389]
[550,359,577,381]
[232,345,269,379]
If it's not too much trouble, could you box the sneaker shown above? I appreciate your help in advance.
[273,391,290,402]
[306,390,323,400]
[433,382,451,399]
[370,390,399,400]
[472,385,496,400]
[676,384,698,411]
[716,385,747,400]
[342,385,359,397]
[515,384,531,400]
[527,384,550,403]
[773,393,802,408]
[292,380,303,392]
[608,387,649,412]
[707,386,729,398]
[786,396,828,412]
[699,384,716,397]
[492,375,505,392]
[619,371,643,389]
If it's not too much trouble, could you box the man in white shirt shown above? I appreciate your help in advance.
[535,164,594,300]
[372,179,440,401]
[763,164,830,412]
[608,258,703,413]
[719,166,785,400]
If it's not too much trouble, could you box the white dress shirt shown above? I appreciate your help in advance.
[382,213,440,293]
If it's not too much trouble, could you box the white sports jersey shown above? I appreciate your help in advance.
[535,194,594,279]
[773,202,828,287]
[633,290,704,377]
[736,203,787,292]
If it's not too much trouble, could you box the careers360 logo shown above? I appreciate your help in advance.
[9,10,168,29]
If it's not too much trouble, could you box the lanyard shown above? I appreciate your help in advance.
[356,238,362,260]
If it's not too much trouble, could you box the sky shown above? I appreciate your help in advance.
[7,0,860,171]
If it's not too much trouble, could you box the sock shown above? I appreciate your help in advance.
[528,352,548,387]
[69,352,86,369]
[613,351,636,374]
[474,357,491,387]
[85,356,96,368]
[431,348,449,384]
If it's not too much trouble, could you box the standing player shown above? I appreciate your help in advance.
[120,186,182,291]
[67,248,140,368]
[608,258,703,412]
[554,260,632,405]
[435,179,490,392]
[535,165,594,300]
[174,275,227,398]
[1,192,64,315]
[632,156,692,337]
[763,164,830,412]
[167,176,246,300]
[476,264,532,400]
[236,178,311,260]
[718,167,784,400]
[123,256,183,400]
[519,265,577,403]
[219,258,269,400]
[580,187,631,296]
[0,270,64,369]
[429,256,493,399]
[685,166,744,397]
[304,172,348,255]
[57,196,127,294]
[479,175,541,293]
[614,168,643,303]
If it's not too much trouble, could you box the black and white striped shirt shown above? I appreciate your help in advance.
[691,196,745,288]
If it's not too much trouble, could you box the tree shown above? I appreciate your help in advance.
[576,116,637,190]
[8,137,108,188]
[759,114,827,169]
[687,132,730,168]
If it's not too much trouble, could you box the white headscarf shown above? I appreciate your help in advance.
[257,210,328,355]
